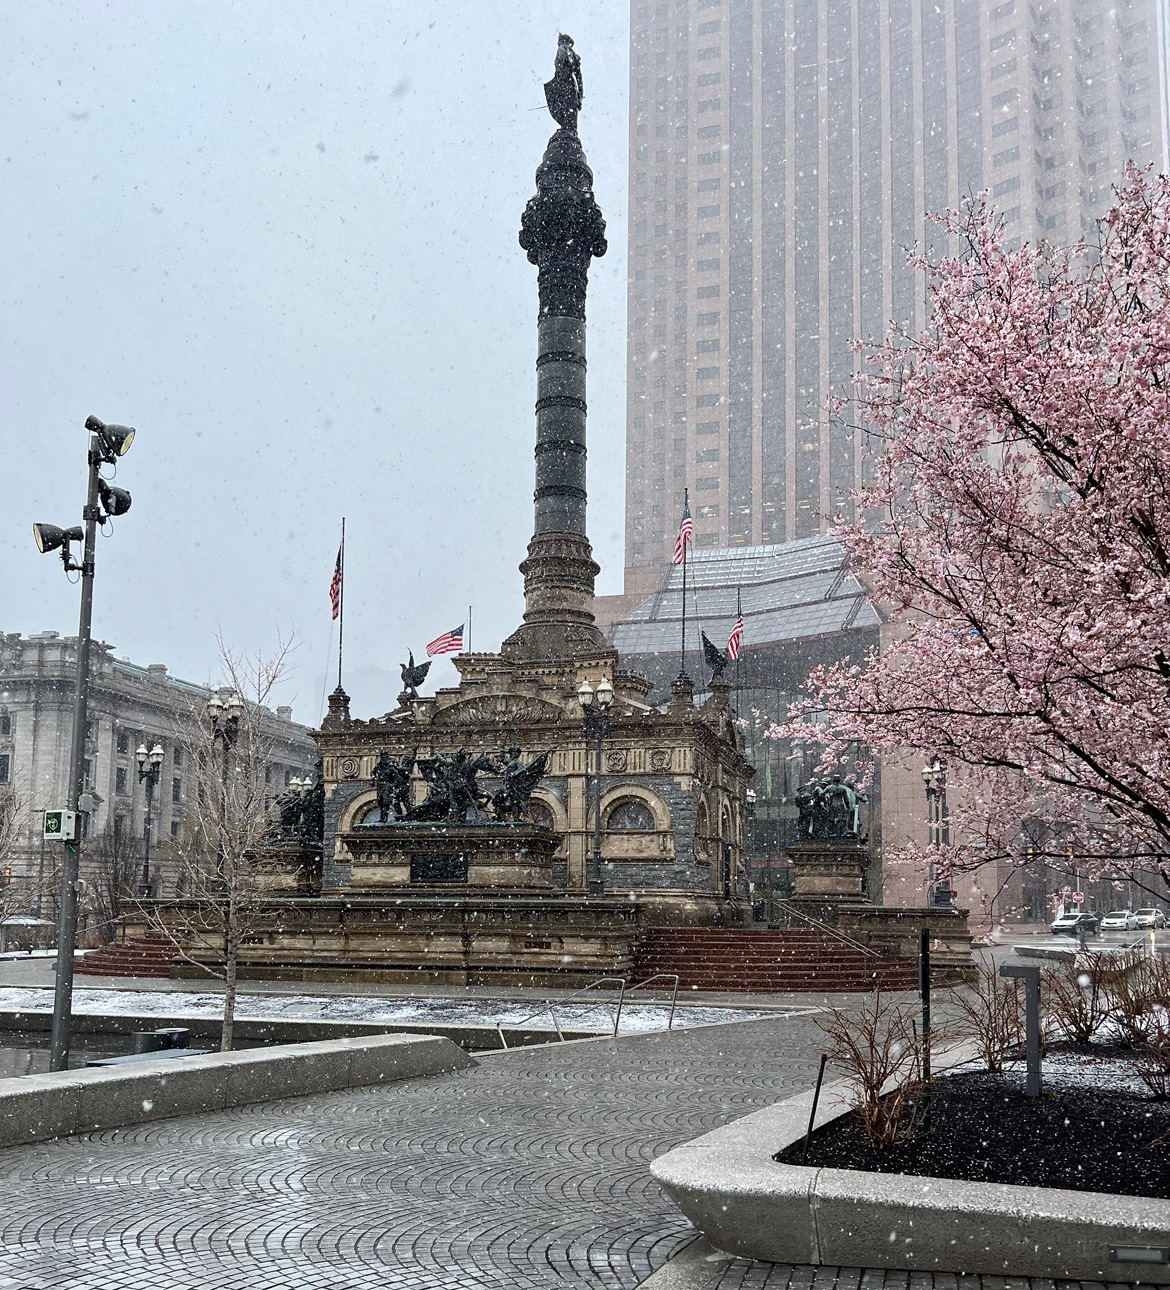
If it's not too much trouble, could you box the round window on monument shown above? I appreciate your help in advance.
[527,800,554,830]
[607,799,655,831]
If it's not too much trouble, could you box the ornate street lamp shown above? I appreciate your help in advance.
[921,756,950,907]
[578,677,614,900]
[207,692,244,889]
[135,742,164,897]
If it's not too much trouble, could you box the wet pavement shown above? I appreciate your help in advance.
[0,1009,1145,1289]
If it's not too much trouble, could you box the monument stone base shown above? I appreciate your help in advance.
[339,821,558,895]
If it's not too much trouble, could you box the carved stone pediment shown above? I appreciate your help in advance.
[432,693,567,727]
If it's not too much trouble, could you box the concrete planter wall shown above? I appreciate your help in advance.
[651,1076,1170,1282]
[0,1033,473,1150]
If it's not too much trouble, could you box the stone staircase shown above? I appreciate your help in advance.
[634,928,920,993]
[80,935,177,979]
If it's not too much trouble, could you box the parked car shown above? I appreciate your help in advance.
[1100,909,1138,931]
[1133,908,1167,929]
[1050,911,1100,936]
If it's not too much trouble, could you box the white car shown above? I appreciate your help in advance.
[1100,909,1137,931]
[1133,908,1167,929]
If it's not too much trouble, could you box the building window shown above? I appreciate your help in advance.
[697,150,721,164]
[697,72,721,87]
[696,366,720,380]
[696,448,720,462]
[697,232,720,245]
[115,767,128,796]
[697,420,719,434]
[0,714,11,737]
[172,777,182,804]
[696,339,720,353]
[117,730,129,754]
[697,178,719,192]
[696,533,720,547]
[695,477,720,491]
[698,98,721,112]
[172,746,182,769]
[696,285,720,299]
[0,754,8,784]
[607,800,655,831]
[696,393,721,407]
[697,205,720,219]
[170,821,180,839]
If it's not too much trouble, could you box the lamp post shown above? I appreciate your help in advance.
[207,691,244,889]
[35,414,136,1073]
[921,756,949,907]
[135,743,164,897]
[577,677,613,900]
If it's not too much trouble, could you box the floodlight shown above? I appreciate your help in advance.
[98,480,132,517]
[32,523,83,555]
[84,415,135,459]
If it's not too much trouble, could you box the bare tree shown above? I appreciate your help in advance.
[141,638,294,1051]
[83,820,141,945]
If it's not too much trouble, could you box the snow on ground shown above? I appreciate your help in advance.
[0,986,774,1034]
[945,1047,1151,1097]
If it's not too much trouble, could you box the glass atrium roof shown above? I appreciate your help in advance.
[609,535,880,657]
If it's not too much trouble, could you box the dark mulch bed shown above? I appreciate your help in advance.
[777,1066,1170,1199]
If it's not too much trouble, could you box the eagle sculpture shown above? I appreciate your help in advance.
[701,631,729,683]
[399,651,432,703]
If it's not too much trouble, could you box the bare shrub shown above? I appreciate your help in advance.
[951,957,1023,1072]
[1043,953,1114,1044]
[1132,1013,1170,1100]
[1104,951,1168,1047]
[819,990,925,1148]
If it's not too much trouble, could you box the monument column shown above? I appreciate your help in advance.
[503,35,609,662]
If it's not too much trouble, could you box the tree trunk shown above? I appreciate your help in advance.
[221,925,237,1052]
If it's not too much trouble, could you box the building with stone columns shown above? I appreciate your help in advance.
[0,630,316,909]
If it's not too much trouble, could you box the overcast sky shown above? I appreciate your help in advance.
[2,1,630,724]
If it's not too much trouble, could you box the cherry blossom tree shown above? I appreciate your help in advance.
[785,165,1170,897]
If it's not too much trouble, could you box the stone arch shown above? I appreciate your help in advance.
[528,788,568,836]
[599,784,670,832]
[605,799,654,831]
[337,790,379,833]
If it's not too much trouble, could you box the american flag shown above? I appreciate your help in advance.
[329,546,342,621]
[426,624,464,657]
[727,613,744,661]
[672,497,693,566]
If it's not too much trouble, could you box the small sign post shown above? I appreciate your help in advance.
[1000,964,1041,1096]
[42,810,78,843]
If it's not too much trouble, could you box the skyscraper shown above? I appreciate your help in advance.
[619,0,1170,601]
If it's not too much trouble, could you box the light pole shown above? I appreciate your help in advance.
[207,691,244,889]
[921,756,949,907]
[35,414,135,1072]
[135,743,164,897]
[577,677,613,900]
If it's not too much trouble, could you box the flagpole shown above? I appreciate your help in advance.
[337,517,346,690]
[679,489,688,676]
[735,586,742,718]
[467,604,472,654]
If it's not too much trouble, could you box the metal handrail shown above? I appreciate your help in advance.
[496,977,627,1049]
[616,973,680,1035]
[775,900,880,958]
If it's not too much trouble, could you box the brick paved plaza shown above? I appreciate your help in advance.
[0,1013,1143,1289]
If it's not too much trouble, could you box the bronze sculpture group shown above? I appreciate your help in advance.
[795,774,867,842]
[371,747,552,825]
